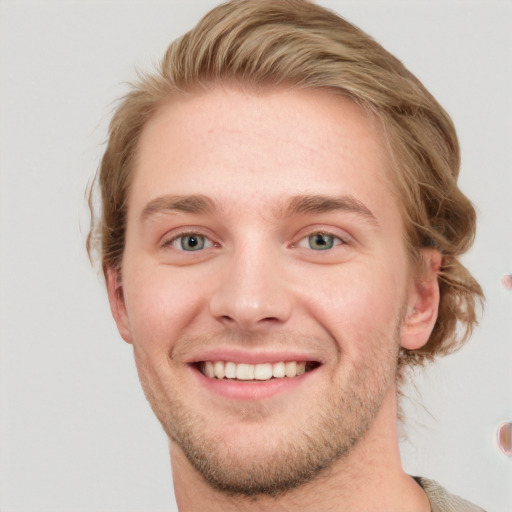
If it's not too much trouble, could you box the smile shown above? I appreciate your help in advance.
[199,361,319,381]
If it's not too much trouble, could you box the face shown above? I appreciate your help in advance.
[108,85,433,496]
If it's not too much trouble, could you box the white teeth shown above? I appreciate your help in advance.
[236,363,254,380]
[205,361,214,378]
[272,361,285,378]
[200,360,313,380]
[254,363,273,380]
[285,361,297,377]
[225,361,236,379]
[213,361,225,379]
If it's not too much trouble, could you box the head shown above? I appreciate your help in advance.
[87,0,483,497]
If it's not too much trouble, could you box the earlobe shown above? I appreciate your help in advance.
[106,266,133,344]
[400,250,442,351]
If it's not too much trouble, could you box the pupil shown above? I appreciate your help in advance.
[310,233,333,250]
[182,235,203,250]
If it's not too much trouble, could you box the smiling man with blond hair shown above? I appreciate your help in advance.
[88,1,485,510]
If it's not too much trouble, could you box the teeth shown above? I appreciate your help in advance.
[254,363,273,380]
[236,363,254,380]
[272,361,285,378]
[225,361,236,379]
[200,360,312,380]
[205,361,214,378]
[285,361,297,377]
[213,361,225,379]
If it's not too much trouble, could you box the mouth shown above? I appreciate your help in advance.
[196,360,320,381]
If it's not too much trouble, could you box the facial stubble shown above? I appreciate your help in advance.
[134,324,402,498]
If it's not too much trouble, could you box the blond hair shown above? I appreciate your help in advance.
[88,0,483,370]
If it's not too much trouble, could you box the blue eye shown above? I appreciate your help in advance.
[168,234,213,251]
[297,232,343,250]
[308,233,336,250]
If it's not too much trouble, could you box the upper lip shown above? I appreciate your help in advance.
[186,348,323,365]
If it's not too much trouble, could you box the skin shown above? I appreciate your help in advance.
[107,85,440,511]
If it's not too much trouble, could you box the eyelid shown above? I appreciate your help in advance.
[172,234,213,251]
[161,228,219,251]
[291,226,352,249]
[296,233,344,250]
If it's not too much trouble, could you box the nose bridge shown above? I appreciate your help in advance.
[209,235,292,329]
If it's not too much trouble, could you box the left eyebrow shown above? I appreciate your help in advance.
[140,194,219,222]
[282,194,379,227]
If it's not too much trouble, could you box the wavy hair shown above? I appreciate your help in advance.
[87,0,483,373]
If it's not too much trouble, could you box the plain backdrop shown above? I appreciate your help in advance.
[0,1,511,511]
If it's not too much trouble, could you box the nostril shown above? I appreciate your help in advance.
[209,277,293,328]
[215,312,284,329]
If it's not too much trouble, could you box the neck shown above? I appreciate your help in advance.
[170,388,429,512]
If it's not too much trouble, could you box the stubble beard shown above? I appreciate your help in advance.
[135,326,401,498]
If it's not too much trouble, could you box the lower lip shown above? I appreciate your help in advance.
[191,365,315,400]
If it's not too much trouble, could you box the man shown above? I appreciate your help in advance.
[87,1,485,510]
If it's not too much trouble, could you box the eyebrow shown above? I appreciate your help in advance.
[141,194,218,221]
[283,194,379,226]
[140,192,378,226]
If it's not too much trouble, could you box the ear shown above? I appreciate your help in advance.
[106,266,133,344]
[400,250,442,350]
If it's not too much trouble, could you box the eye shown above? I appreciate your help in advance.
[296,232,344,251]
[165,233,214,251]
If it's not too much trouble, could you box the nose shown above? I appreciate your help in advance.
[209,245,293,331]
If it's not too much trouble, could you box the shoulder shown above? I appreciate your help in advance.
[415,477,487,512]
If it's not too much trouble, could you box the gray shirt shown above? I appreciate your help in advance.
[416,477,487,512]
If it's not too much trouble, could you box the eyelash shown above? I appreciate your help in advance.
[162,231,217,252]
[162,229,348,252]
[294,231,347,251]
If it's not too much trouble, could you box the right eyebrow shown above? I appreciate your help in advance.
[283,194,379,227]
[140,194,218,222]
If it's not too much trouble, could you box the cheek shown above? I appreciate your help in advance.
[302,260,406,350]
[122,265,209,349]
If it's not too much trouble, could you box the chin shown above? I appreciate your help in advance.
[142,352,397,497]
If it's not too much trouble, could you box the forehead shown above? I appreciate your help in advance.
[129,85,398,224]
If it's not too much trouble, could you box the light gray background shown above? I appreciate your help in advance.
[0,1,510,510]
